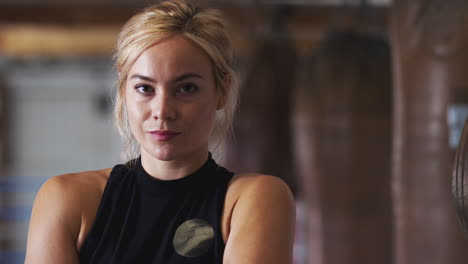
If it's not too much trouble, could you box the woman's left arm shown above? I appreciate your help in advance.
[223,175,296,264]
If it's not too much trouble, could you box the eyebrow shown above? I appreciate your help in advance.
[129,73,204,83]
[129,74,156,83]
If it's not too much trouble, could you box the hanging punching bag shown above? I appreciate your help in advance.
[453,116,468,236]
[224,7,298,194]
[292,30,393,264]
[0,75,7,174]
[391,0,468,263]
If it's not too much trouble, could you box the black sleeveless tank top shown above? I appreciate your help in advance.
[79,154,234,264]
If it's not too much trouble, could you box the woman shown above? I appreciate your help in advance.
[25,0,295,263]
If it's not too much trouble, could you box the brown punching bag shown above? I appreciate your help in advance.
[292,30,393,264]
[224,8,298,194]
[391,0,468,263]
[0,75,7,175]
[0,74,7,255]
[454,116,468,236]
[452,3,468,249]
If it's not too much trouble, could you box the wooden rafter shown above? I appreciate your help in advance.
[0,24,120,56]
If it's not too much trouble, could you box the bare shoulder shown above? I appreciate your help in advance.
[34,168,111,217]
[36,168,111,217]
[25,168,111,263]
[44,168,111,198]
[229,172,293,192]
[51,168,111,186]
[223,173,295,264]
[42,168,111,243]
[226,173,295,209]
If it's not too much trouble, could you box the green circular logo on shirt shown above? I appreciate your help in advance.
[173,219,214,258]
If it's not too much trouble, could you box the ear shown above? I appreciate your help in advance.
[217,93,226,110]
[216,76,231,110]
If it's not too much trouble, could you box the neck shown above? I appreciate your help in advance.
[140,149,209,181]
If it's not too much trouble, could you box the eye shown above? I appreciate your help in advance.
[135,84,154,95]
[177,83,198,95]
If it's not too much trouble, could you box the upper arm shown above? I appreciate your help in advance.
[223,175,296,264]
[25,175,81,264]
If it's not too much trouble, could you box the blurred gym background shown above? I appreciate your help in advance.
[1,0,468,263]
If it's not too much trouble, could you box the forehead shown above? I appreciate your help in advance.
[128,35,213,80]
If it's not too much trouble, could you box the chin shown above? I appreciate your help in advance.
[141,140,206,163]
[149,144,192,162]
[151,149,178,161]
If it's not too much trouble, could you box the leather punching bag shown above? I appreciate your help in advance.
[224,9,298,194]
[292,30,393,264]
[391,0,468,263]
[453,116,468,236]
[0,75,7,174]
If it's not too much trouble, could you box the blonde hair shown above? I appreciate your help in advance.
[114,0,238,162]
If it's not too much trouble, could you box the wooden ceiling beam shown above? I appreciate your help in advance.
[0,24,120,57]
[0,6,388,57]
[0,6,135,25]
[0,6,388,25]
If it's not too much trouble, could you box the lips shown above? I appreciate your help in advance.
[148,130,181,141]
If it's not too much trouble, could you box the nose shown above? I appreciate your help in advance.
[151,91,177,121]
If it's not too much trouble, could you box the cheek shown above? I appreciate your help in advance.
[125,91,145,132]
[184,104,215,133]
[190,103,217,133]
